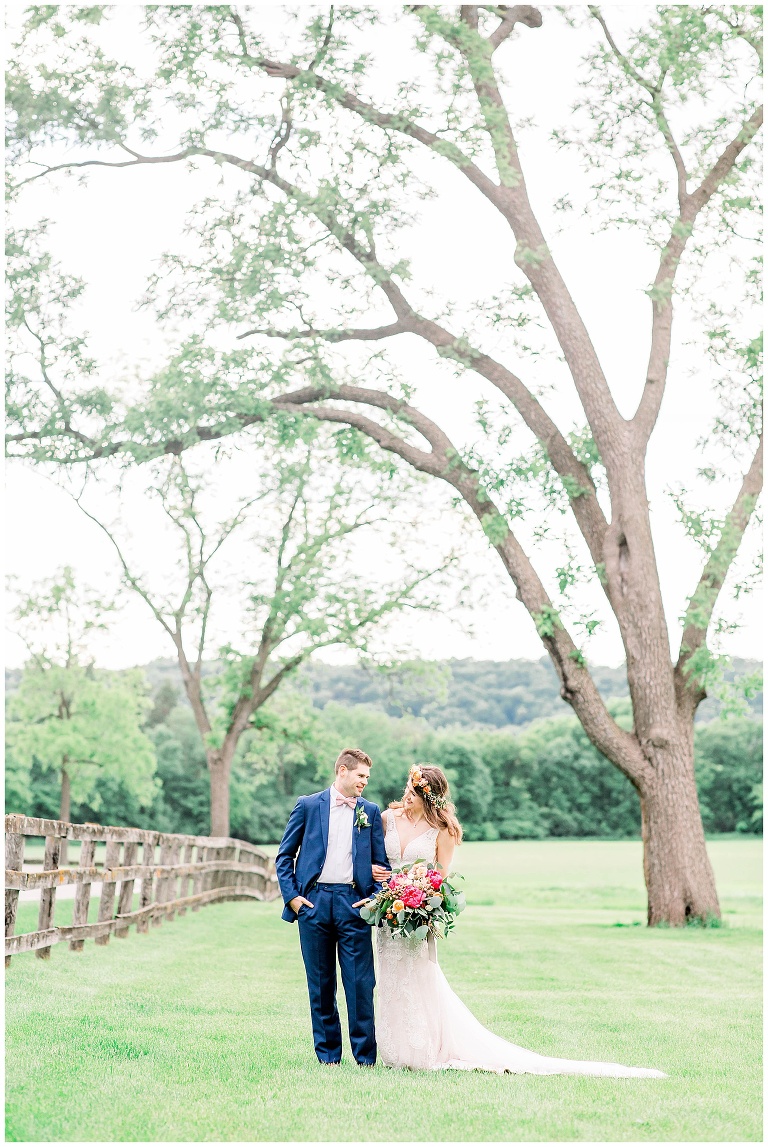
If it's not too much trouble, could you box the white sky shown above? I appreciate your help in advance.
[5,2,762,673]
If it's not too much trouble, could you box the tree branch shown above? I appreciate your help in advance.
[202,140,610,562]
[236,321,407,343]
[244,53,504,199]
[411,6,625,470]
[688,105,763,212]
[632,104,763,446]
[67,480,221,735]
[675,435,763,713]
[70,495,175,641]
[277,382,455,453]
[589,5,689,208]
[275,397,444,476]
[702,7,763,64]
[264,288,610,564]
[14,41,624,485]
[265,385,646,781]
[485,5,543,51]
[14,148,200,188]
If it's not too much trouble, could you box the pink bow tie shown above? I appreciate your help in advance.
[334,793,357,809]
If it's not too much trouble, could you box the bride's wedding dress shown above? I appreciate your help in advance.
[375,810,666,1077]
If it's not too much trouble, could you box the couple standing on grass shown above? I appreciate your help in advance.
[276,747,666,1077]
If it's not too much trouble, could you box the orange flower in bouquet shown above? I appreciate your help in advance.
[359,860,465,941]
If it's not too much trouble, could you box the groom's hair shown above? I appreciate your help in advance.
[334,747,372,774]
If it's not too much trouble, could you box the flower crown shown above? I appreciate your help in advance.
[409,765,448,810]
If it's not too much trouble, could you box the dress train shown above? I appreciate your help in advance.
[375,812,666,1078]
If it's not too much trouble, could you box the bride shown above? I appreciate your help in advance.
[371,764,666,1078]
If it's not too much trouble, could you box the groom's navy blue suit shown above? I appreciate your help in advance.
[276,789,389,1064]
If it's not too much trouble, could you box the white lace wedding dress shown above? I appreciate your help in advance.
[375,810,666,1077]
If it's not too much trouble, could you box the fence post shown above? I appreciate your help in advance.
[244,846,263,897]
[164,840,182,922]
[234,846,243,897]
[203,846,213,894]
[36,833,63,960]
[250,847,265,897]
[138,837,156,934]
[178,842,194,916]
[5,831,24,969]
[191,843,206,910]
[219,845,237,899]
[70,838,96,952]
[115,840,139,938]
[201,845,213,895]
[94,838,121,946]
[153,838,173,927]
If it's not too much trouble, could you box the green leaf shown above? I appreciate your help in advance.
[532,605,561,639]
[480,512,509,546]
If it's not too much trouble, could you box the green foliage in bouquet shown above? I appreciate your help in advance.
[359,860,466,941]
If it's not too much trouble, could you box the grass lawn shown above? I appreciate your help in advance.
[5,837,761,1142]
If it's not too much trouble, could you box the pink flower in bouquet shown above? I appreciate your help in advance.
[401,886,425,909]
[428,870,443,890]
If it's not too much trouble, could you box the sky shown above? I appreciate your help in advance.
[5,2,762,673]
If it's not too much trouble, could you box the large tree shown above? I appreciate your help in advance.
[6,6,762,923]
[65,446,448,835]
[6,567,158,860]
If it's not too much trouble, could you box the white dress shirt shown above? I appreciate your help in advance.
[317,784,355,883]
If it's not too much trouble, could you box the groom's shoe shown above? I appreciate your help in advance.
[319,1060,341,1066]
[356,1061,376,1067]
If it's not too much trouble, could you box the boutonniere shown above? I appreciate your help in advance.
[354,806,370,832]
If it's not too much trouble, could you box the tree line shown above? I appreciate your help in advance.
[8,669,761,846]
[120,653,762,727]
[284,656,762,727]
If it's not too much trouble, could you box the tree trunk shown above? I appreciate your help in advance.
[600,460,721,926]
[207,749,233,838]
[637,736,720,926]
[59,763,71,866]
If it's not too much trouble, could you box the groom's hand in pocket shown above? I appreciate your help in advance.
[288,895,313,914]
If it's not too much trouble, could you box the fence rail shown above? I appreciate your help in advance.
[5,814,279,965]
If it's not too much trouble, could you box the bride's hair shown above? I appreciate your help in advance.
[389,764,463,843]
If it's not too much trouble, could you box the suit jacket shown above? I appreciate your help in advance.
[276,789,389,923]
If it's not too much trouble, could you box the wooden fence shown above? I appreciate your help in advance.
[5,814,279,965]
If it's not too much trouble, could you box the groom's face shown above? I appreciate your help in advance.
[337,763,370,800]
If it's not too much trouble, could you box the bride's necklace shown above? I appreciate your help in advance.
[404,809,424,828]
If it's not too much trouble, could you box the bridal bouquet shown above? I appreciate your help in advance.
[359,860,466,941]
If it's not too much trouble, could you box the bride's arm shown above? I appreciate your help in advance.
[371,809,391,882]
[435,829,456,874]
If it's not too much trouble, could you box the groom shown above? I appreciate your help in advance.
[276,747,390,1066]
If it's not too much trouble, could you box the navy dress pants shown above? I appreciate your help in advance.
[297,882,376,1064]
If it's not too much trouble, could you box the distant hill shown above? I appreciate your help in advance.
[299,657,631,725]
[8,655,759,728]
[295,656,762,727]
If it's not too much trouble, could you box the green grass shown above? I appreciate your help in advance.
[6,838,761,1142]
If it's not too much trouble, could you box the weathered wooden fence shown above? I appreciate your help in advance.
[5,814,279,965]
